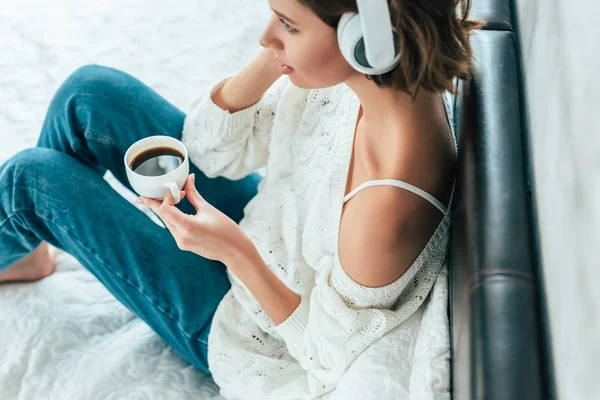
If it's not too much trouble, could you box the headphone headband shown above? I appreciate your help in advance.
[356,0,395,69]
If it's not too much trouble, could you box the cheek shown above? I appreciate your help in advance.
[290,40,355,88]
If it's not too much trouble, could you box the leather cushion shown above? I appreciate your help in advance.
[448,29,546,400]
[470,0,513,31]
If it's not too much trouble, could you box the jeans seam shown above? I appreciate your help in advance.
[68,125,124,156]
[62,124,124,164]
[60,92,125,154]
[8,208,209,347]
[85,131,123,154]
[72,91,177,153]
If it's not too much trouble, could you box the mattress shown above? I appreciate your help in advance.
[0,1,450,398]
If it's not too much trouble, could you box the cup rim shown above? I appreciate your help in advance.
[124,136,188,179]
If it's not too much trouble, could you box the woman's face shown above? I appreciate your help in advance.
[260,0,357,89]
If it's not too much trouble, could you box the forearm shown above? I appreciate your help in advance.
[211,47,283,114]
[224,238,301,326]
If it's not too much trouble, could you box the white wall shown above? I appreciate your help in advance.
[513,1,600,399]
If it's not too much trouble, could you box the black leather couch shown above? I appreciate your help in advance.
[448,1,556,399]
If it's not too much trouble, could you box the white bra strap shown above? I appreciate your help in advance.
[343,179,448,215]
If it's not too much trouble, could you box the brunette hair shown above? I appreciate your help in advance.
[299,0,485,96]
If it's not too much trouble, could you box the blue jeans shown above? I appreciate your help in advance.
[0,64,263,376]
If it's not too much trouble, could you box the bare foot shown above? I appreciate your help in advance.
[0,242,59,283]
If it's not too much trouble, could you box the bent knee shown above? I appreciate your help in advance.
[54,64,133,103]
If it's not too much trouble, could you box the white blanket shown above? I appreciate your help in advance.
[0,1,450,398]
[0,248,450,400]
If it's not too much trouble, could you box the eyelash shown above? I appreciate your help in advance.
[278,18,299,34]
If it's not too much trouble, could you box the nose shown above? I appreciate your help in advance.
[258,16,283,49]
[258,36,270,48]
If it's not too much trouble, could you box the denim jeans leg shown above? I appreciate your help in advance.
[35,64,262,224]
[1,65,264,374]
[0,147,255,375]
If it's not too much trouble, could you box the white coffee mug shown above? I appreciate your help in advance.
[124,135,189,203]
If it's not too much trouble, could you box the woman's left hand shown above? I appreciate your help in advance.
[137,173,248,263]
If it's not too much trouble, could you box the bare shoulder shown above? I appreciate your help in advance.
[338,116,456,288]
[338,183,448,288]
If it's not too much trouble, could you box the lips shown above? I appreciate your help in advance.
[275,57,292,69]
[275,56,295,75]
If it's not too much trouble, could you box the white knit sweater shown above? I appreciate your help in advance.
[181,75,455,400]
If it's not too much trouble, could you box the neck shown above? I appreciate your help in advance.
[343,74,441,142]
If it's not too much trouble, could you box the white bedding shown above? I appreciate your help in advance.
[0,1,450,398]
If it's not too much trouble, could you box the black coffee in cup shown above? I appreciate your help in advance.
[130,146,185,177]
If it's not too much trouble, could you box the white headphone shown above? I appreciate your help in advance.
[337,0,400,75]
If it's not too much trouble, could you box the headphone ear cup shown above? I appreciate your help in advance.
[337,12,401,75]
[337,13,364,68]
[354,31,400,68]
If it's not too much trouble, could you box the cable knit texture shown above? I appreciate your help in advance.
[181,75,456,400]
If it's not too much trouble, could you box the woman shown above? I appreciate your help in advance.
[0,0,481,398]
